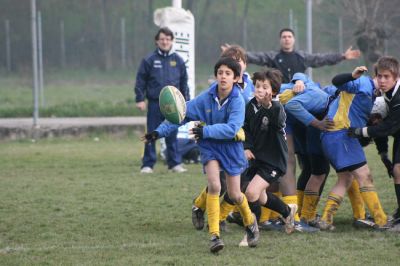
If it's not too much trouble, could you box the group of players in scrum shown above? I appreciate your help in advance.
[143,44,400,253]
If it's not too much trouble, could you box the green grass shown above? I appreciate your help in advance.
[0,136,399,265]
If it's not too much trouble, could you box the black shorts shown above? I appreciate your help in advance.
[393,136,400,165]
[245,160,283,184]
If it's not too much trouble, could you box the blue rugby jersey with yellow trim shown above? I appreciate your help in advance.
[326,76,375,131]
[155,82,245,140]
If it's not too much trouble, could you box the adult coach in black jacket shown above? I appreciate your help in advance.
[348,56,400,227]
[246,28,361,83]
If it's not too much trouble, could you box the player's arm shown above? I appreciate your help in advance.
[303,46,360,68]
[246,50,277,67]
[134,59,150,104]
[242,107,255,160]
[331,66,368,94]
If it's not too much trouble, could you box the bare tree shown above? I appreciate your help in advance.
[341,0,400,68]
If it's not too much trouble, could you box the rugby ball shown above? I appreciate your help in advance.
[159,85,186,124]
[371,96,388,119]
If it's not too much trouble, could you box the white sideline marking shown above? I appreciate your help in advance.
[0,242,179,254]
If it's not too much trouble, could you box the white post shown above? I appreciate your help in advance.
[121,17,126,68]
[338,17,343,53]
[289,9,293,29]
[60,20,66,68]
[31,0,39,126]
[306,0,312,79]
[5,19,11,71]
[172,0,182,8]
[38,11,45,107]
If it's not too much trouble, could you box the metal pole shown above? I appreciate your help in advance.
[306,0,312,79]
[289,9,293,29]
[60,20,66,68]
[121,17,126,68]
[243,17,247,50]
[31,0,39,126]
[38,11,45,107]
[294,18,299,50]
[172,0,182,8]
[338,17,343,53]
[5,19,11,71]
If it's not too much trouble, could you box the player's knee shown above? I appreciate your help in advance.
[207,180,221,194]
[227,190,242,204]
[245,189,258,202]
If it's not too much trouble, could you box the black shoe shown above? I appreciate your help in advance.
[390,208,400,224]
[226,211,244,227]
[352,219,376,229]
[245,213,259,247]
[192,205,205,230]
[210,235,224,253]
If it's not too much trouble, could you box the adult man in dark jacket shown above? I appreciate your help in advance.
[135,27,189,174]
[246,28,361,83]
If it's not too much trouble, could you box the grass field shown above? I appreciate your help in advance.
[1,135,399,265]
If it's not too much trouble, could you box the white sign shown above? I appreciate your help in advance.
[154,7,195,99]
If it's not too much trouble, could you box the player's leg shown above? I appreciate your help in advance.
[318,171,353,230]
[226,172,259,247]
[204,160,224,253]
[352,164,388,227]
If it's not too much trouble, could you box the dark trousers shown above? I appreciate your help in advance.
[141,101,181,169]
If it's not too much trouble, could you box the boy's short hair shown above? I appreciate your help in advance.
[279,28,295,37]
[220,44,247,64]
[214,57,241,78]
[252,68,283,95]
[374,56,400,78]
[155,27,174,41]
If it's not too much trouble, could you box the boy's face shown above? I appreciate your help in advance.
[156,32,173,52]
[216,65,239,92]
[377,69,398,92]
[254,79,273,101]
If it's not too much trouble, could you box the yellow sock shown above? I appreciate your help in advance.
[300,190,320,222]
[297,190,305,215]
[236,193,254,226]
[347,180,365,220]
[282,195,300,222]
[360,187,387,226]
[259,207,272,223]
[194,187,207,210]
[219,200,235,221]
[269,192,282,220]
[321,192,343,224]
[206,193,220,237]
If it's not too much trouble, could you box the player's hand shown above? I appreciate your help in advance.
[244,149,255,160]
[347,127,362,138]
[259,90,273,109]
[190,125,204,140]
[136,101,146,111]
[311,117,334,131]
[344,46,361,60]
[141,131,159,143]
[220,43,231,52]
[380,153,394,178]
[293,80,305,94]
[351,66,368,79]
